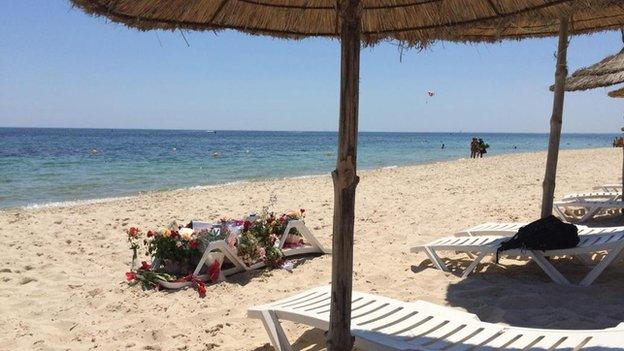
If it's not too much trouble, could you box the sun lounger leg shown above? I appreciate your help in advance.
[424,247,449,272]
[461,252,487,278]
[553,204,567,220]
[530,251,571,285]
[579,242,624,287]
[292,221,329,254]
[259,310,293,351]
[578,207,601,223]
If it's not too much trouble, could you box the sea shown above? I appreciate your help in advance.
[0,128,617,210]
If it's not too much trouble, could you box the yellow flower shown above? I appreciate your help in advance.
[161,228,172,237]
[179,228,194,241]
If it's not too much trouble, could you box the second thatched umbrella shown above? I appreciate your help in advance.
[549,47,624,208]
[558,48,624,91]
[69,1,624,349]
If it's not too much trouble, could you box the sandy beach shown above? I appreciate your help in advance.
[2,147,624,351]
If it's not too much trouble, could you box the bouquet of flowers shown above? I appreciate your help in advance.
[124,208,307,296]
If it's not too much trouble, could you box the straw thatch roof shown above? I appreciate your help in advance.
[608,86,624,98]
[555,49,624,91]
[70,0,624,45]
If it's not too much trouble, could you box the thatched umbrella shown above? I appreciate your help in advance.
[547,47,624,208]
[558,49,624,91]
[70,1,624,349]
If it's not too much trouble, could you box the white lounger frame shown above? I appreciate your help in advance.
[554,198,624,223]
[411,227,624,286]
[561,191,621,201]
[248,286,624,351]
[594,184,623,193]
[458,222,591,237]
[157,220,327,289]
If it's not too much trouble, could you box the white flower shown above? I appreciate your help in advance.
[176,241,183,248]
[179,228,194,241]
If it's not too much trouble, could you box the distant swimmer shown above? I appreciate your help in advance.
[172,146,177,151]
[90,148,98,155]
[212,152,220,157]
[441,143,445,149]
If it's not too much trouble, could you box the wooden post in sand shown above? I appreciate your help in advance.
[327,0,361,350]
[541,17,569,218]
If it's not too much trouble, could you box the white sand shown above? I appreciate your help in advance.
[1,148,624,351]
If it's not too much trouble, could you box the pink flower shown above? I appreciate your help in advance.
[243,221,251,231]
[125,272,137,281]
[190,240,199,249]
[140,261,151,270]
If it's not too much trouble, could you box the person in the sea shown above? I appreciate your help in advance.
[470,138,478,158]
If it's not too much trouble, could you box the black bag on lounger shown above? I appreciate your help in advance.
[495,215,579,263]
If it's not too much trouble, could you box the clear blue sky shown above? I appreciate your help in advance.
[1,1,622,133]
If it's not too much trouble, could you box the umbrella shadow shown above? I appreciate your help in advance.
[440,257,624,330]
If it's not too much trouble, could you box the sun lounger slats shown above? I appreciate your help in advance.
[248,286,624,351]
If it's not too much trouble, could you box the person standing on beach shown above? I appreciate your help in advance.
[478,138,488,158]
[470,138,478,158]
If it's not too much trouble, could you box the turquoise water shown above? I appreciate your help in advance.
[0,128,616,209]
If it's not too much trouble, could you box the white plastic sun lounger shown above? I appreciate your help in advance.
[248,286,624,351]
[554,198,624,223]
[411,227,624,286]
[157,220,328,289]
[561,191,621,201]
[594,184,623,192]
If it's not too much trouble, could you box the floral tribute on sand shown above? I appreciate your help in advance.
[125,209,306,296]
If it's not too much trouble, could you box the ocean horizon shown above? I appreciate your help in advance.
[0,127,618,210]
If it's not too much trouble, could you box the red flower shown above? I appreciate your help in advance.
[140,261,151,270]
[208,260,221,283]
[300,209,306,214]
[243,221,251,231]
[170,230,179,238]
[126,227,140,238]
[196,281,206,297]
[190,240,199,249]
[146,230,154,238]
[125,272,137,281]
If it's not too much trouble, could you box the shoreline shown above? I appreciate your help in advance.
[2,146,613,213]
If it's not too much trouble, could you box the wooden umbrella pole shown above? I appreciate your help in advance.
[541,17,569,218]
[327,0,361,350]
